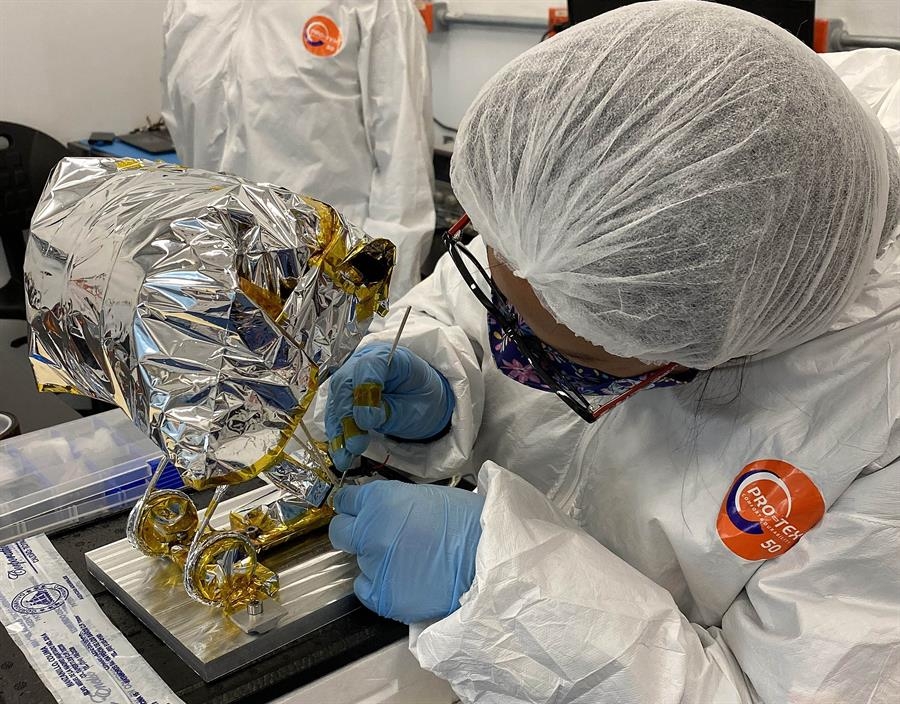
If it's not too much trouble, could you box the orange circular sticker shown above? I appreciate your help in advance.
[717,459,825,561]
[302,15,342,57]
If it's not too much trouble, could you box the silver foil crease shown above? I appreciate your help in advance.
[264,454,333,508]
[25,157,394,492]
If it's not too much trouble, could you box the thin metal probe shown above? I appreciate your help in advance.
[386,305,412,366]
[336,305,412,492]
[295,418,339,485]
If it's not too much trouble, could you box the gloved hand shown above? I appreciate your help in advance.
[329,480,484,624]
[325,343,455,470]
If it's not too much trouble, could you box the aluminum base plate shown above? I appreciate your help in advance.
[86,486,359,682]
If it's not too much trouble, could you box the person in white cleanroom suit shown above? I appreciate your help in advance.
[161,0,435,297]
[320,2,900,702]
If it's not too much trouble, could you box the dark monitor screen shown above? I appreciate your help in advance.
[567,1,816,48]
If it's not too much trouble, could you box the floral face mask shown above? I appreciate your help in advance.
[486,300,696,396]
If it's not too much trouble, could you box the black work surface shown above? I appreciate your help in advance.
[0,480,407,704]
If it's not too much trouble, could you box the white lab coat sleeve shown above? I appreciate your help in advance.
[313,248,487,480]
[410,461,900,704]
[358,0,436,299]
[722,459,900,703]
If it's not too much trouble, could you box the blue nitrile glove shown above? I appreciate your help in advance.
[325,343,455,471]
[329,480,484,623]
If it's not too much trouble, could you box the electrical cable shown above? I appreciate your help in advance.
[540,22,570,43]
[434,117,459,133]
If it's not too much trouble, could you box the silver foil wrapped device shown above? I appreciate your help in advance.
[25,157,395,501]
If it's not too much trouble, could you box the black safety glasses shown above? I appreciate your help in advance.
[442,213,676,423]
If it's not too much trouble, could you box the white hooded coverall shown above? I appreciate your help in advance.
[341,47,900,704]
[161,0,435,298]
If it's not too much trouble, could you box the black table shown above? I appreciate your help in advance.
[0,480,406,704]
[0,320,82,435]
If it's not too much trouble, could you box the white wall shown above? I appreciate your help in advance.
[430,1,548,146]
[818,0,900,37]
[0,0,166,146]
[429,29,542,143]
[440,0,550,18]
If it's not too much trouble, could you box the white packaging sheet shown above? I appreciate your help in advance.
[0,534,183,704]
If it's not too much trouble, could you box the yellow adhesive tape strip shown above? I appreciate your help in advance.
[114,158,144,171]
[353,382,382,408]
[341,416,365,439]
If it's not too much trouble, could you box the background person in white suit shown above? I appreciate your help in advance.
[162,0,435,298]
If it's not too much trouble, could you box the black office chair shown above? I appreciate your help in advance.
[0,122,68,336]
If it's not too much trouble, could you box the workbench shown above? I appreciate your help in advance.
[0,479,413,704]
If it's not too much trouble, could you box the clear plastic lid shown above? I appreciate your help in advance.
[0,410,182,543]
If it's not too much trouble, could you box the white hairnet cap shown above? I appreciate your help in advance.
[451,0,899,369]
